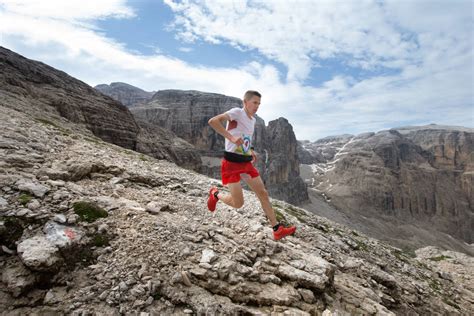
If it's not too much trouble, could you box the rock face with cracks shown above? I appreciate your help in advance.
[0,46,201,171]
[299,126,474,254]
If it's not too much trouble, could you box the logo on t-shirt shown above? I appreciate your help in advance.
[235,134,252,156]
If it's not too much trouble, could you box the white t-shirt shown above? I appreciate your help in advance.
[224,107,256,157]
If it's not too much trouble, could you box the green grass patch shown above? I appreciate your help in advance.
[284,206,307,223]
[18,193,32,205]
[73,201,108,223]
[274,209,288,225]
[92,233,110,247]
[351,230,360,237]
[392,247,416,263]
[429,255,451,262]
[429,279,441,292]
[354,239,369,251]
[333,228,344,237]
[139,154,148,161]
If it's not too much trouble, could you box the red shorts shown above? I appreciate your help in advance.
[221,159,260,185]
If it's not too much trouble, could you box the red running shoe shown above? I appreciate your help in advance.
[207,187,219,212]
[273,225,296,240]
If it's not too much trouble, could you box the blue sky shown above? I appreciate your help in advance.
[0,0,472,141]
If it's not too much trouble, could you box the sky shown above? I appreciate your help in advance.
[0,0,473,141]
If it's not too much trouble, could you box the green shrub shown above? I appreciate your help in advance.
[285,206,307,223]
[274,209,288,224]
[73,201,108,223]
[18,193,32,205]
[92,234,110,247]
[429,255,451,262]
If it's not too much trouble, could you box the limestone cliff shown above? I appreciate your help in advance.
[299,126,474,252]
[0,46,201,171]
[261,118,308,205]
[95,82,154,108]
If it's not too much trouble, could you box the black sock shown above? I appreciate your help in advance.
[273,223,281,231]
[213,191,219,199]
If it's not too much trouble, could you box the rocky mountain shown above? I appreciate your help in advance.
[299,125,474,254]
[262,118,308,205]
[0,46,201,171]
[94,82,154,108]
[130,90,308,205]
[298,134,354,165]
[1,91,472,315]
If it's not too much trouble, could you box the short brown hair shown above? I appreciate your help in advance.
[244,90,261,101]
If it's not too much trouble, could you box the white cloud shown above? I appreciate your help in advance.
[0,0,134,20]
[164,0,423,82]
[0,0,472,141]
[178,46,193,53]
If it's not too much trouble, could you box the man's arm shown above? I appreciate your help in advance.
[208,113,244,146]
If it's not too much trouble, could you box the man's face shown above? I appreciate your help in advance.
[245,96,261,115]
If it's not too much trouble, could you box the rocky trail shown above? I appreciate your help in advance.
[1,105,473,315]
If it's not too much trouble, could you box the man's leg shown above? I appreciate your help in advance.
[217,181,244,209]
[244,175,296,240]
[243,176,277,226]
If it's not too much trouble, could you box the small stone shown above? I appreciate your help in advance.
[438,271,453,281]
[145,296,153,305]
[98,224,109,233]
[53,214,67,224]
[181,271,192,287]
[110,177,123,185]
[1,245,15,254]
[132,299,145,308]
[0,197,8,207]
[119,281,128,291]
[17,180,50,198]
[99,291,108,301]
[298,288,315,303]
[184,309,193,314]
[16,208,31,216]
[146,201,173,214]
[67,214,79,224]
[200,248,218,264]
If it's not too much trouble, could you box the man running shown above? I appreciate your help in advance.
[207,90,296,240]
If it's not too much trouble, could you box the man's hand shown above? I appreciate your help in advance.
[251,150,258,164]
[229,135,244,146]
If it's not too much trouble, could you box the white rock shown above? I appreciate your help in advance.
[67,214,79,224]
[53,214,67,224]
[200,248,218,264]
[1,245,15,254]
[17,236,62,271]
[17,180,50,198]
[27,199,41,210]
[98,223,109,233]
[43,221,85,249]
